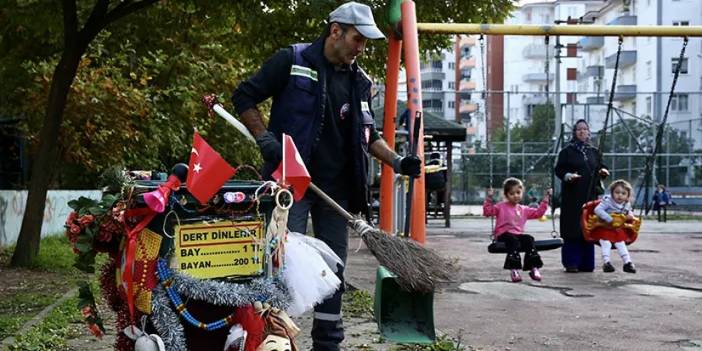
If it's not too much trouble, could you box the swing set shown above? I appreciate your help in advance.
[378,0,702,248]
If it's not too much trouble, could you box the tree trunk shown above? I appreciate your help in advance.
[10,44,84,267]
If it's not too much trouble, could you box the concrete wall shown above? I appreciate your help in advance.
[0,190,102,247]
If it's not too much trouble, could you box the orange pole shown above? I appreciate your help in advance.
[379,34,402,233]
[401,0,426,244]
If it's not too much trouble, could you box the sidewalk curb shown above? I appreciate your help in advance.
[1,287,78,351]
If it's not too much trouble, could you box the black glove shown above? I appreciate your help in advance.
[393,155,421,176]
[255,131,282,164]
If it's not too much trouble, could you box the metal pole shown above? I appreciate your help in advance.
[611,112,616,179]
[401,0,426,243]
[379,34,403,233]
[416,23,702,36]
[554,36,562,141]
[506,92,511,177]
[628,133,632,180]
[666,129,670,186]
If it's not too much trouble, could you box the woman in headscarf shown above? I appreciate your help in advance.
[555,119,609,272]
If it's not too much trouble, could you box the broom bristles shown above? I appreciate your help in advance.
[352,219,455,293]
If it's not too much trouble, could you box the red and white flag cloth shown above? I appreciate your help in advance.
[271,134,311,201]
[186,131,236,204]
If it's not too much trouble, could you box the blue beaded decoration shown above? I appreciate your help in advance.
[156,259,236,331]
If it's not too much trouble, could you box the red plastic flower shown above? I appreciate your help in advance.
[79,214,95,227]
[88,323,104,339]
[70,224,82,235]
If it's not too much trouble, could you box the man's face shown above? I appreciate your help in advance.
[329,23,368,65]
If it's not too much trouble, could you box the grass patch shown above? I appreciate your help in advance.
[389,334,467,351]
[7,295,82,351]
[0,234,96,341]
[342,288,374,319]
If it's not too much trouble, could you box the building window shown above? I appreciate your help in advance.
[448,62,455,69]
[566,93,577,103]
[431,60,442,69]
[448,101,455,108]
[645,96,652,114]
[422,80,443,90]
[646,60,652,79]
[672,21,690,26]
[671,94,688,111]
[448,81,455,90]
[567,68,577,80]
[671,57,689,74]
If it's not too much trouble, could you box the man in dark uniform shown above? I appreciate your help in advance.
[231,2,421,350]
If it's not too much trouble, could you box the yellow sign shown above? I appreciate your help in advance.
[174,219,265,279]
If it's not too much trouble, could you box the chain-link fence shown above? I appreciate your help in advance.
[449,91,702,210]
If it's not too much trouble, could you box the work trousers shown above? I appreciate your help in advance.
[288,192,348,351]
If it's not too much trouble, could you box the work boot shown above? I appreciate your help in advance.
[510,269,522,282]
[603,262,615,273]
[529,267,542,281]
[623,262,637,273]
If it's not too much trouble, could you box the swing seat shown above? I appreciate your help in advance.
[581,200,641,245]
[487,238,563,254]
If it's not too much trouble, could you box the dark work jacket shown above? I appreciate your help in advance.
[266,38,375,214]
[554,142,607,240]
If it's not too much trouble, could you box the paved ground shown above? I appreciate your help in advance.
[63,216,702,350]
[346,217,702,351]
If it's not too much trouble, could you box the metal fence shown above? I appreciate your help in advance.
[443,90,702,208]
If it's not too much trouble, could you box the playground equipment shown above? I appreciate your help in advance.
[377,1,701,342]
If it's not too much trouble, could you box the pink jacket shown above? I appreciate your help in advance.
[483,197,549,237]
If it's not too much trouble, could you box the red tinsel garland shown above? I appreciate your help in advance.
[100,258,138,351]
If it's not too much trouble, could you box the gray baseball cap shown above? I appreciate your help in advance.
[328,2,385,40]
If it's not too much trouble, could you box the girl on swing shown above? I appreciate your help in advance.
[484,177,552,282]
[592,179,637,273]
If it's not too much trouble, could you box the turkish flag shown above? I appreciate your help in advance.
[187,131,236,204]
[271,134,311,201]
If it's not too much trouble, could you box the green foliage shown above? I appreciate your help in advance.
[0,0,514,188]
[7,296,81,351]
[389,334,466,351]
[342,288,374,319]
[0,235,86,340]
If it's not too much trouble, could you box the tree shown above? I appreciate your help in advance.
[8,0,158,267]
[2,0,514,266]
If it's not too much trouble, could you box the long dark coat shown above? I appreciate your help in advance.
[554,143,607,240]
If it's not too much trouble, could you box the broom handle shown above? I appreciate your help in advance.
[308,183,354,222]
[403,111,422,237]
[205,98,354,223]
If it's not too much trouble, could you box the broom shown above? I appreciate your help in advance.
[202,95,455,292]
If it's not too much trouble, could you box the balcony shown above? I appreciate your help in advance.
[522,43,551,59]
[459,36,476,49]
[422,91,444,100]
[586,96,605,104]
[522,94,548,105]
[459,80,476,91]
[584,65,604,78]
[420,70,445,80]
[459,102,478,113]
[578,36,604,51]
[613,84,636,101]
[459,57,476,70]
[605,50,636,68]
[608,15,637,26]
[522,72,553,83]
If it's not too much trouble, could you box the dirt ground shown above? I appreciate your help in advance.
[10,217,702,350]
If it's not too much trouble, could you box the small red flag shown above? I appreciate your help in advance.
[271,134,311,201]
[187,131,236,204]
